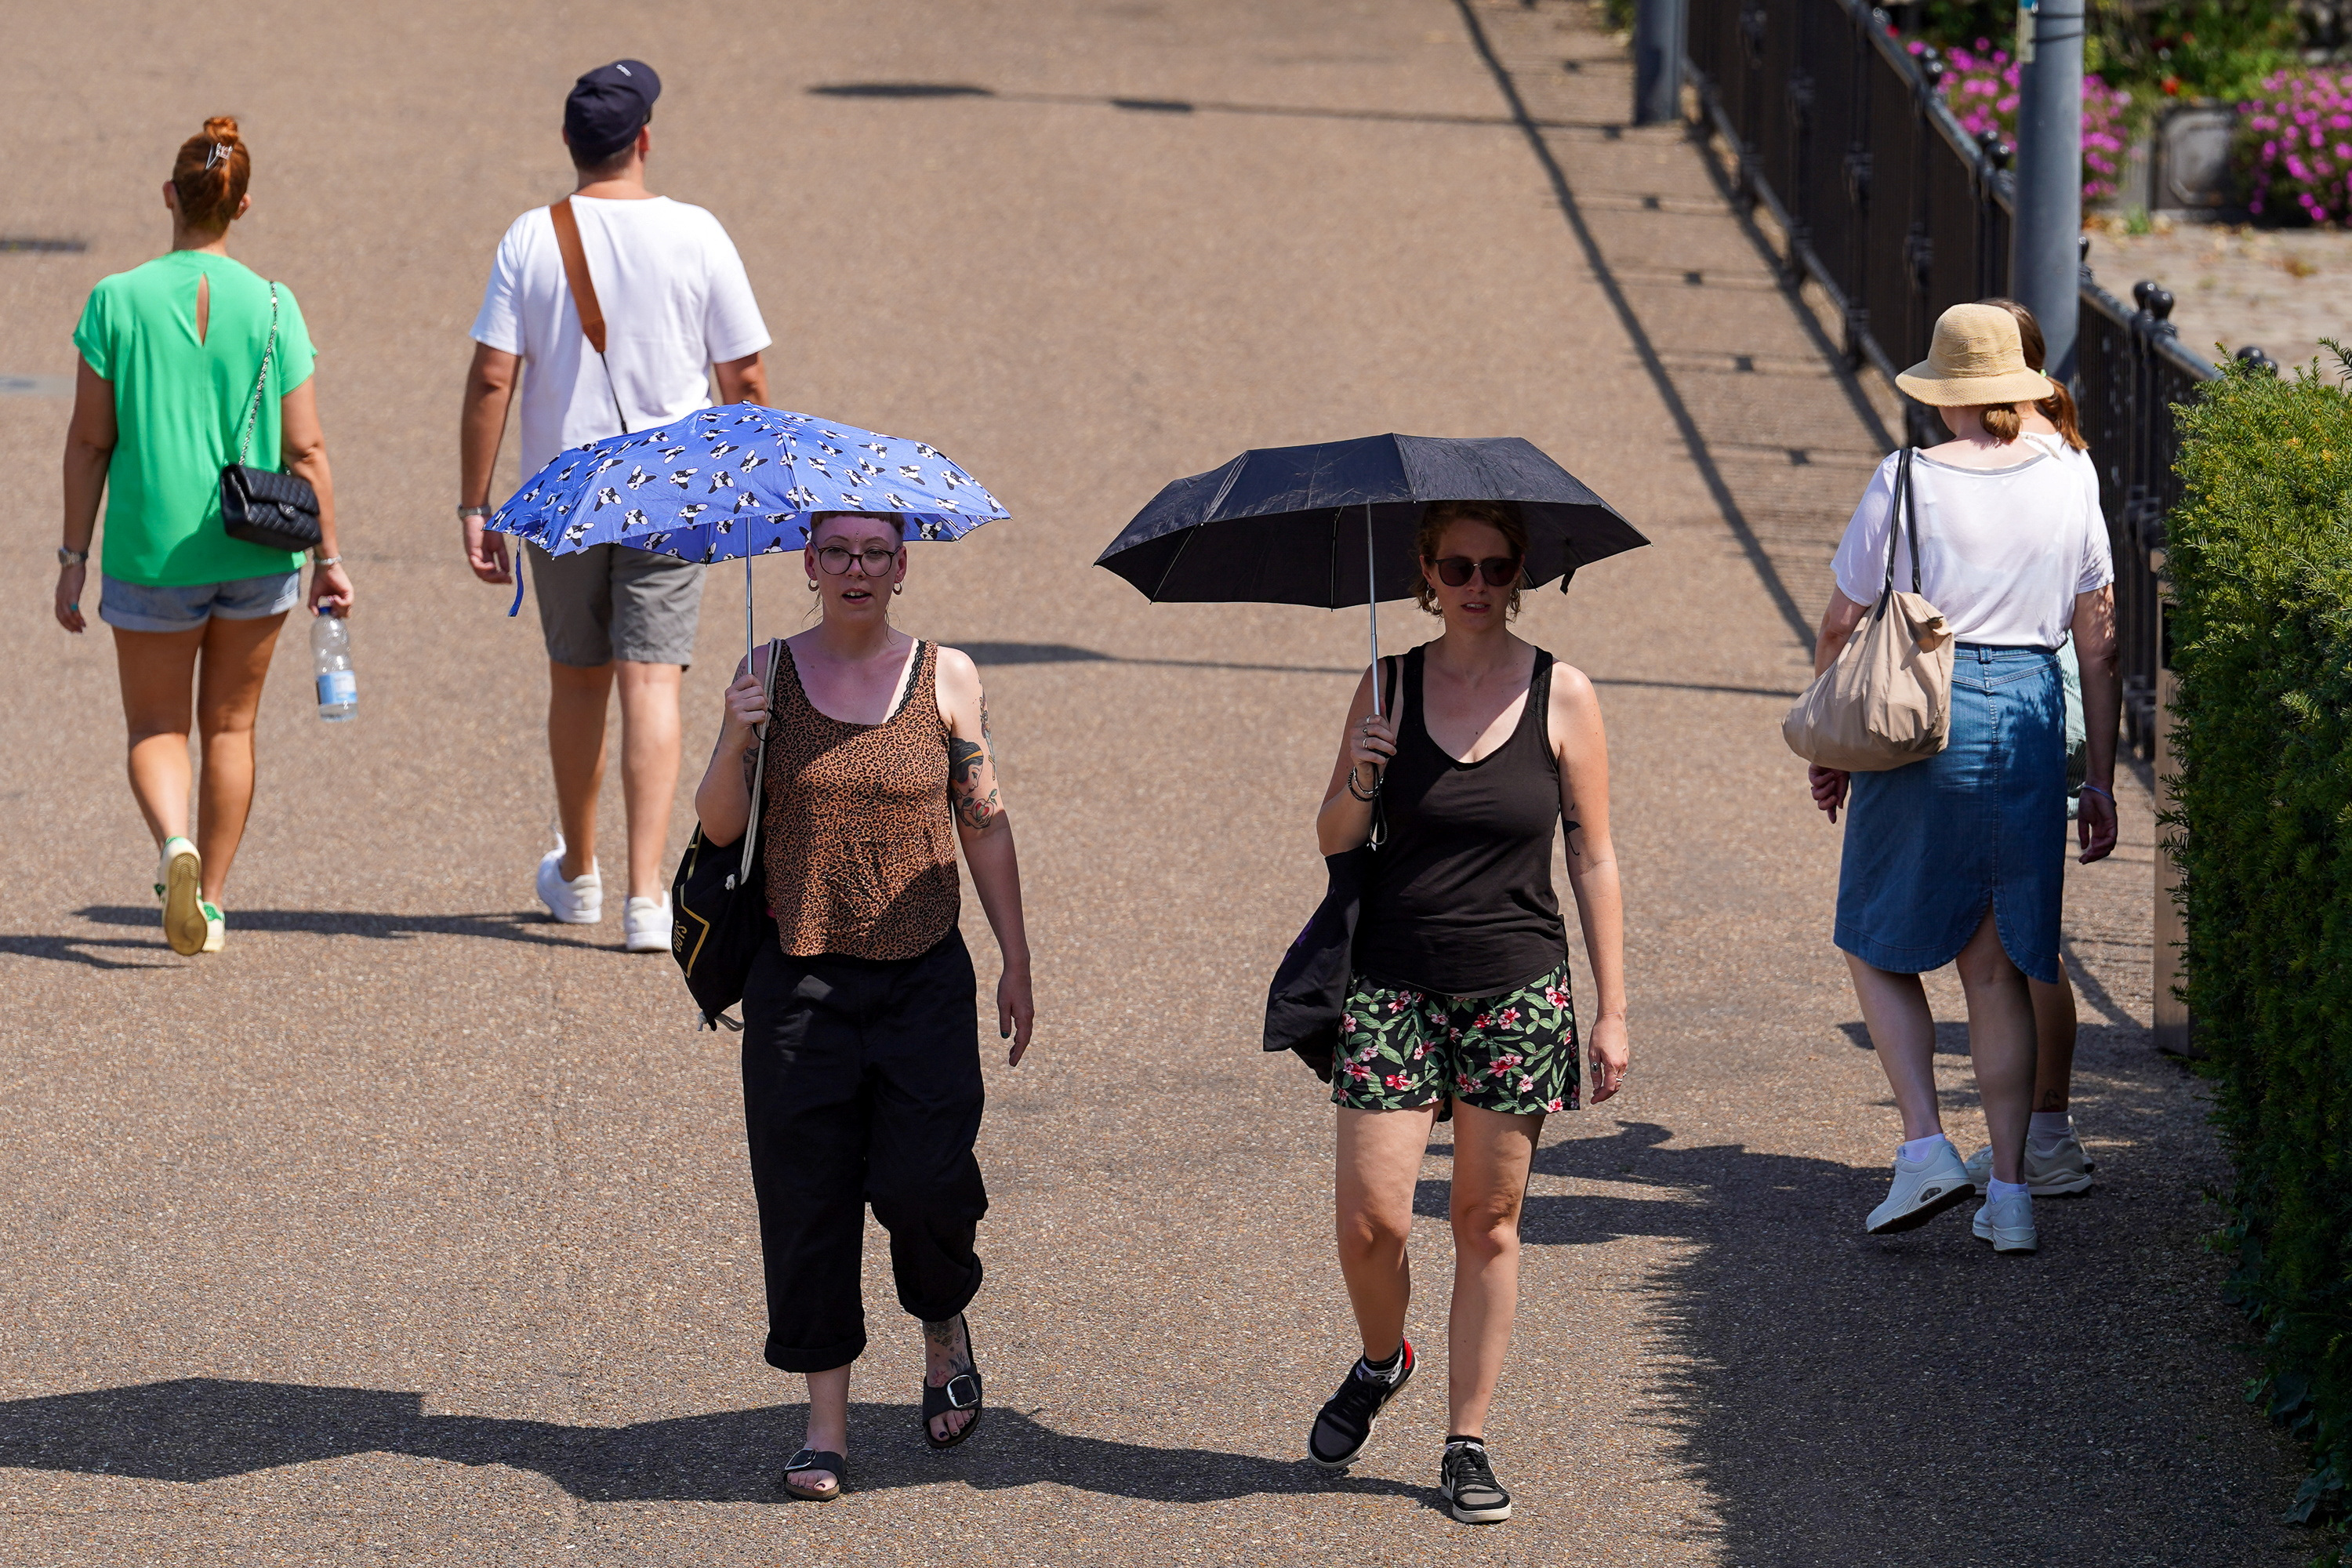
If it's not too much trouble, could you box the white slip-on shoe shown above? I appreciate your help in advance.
[624,895,672,954]
[1963,1131,2096,1196]
[1973,1192,2039,1253]
[1865,1138,1976,1235]
[157,837,206,956]
[537,839,603,924]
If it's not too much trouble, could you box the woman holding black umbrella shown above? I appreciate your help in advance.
[1306,498,1628,1525]
[692,509,1034,1501]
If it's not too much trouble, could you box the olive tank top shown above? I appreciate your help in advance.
[1352,644,1570,996]
[761,639,962,960]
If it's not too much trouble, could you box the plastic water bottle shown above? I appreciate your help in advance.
[311,612,357,721]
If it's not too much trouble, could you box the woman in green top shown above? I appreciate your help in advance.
[55,117,352,957]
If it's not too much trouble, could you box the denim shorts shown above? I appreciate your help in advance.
[100,571,302,633]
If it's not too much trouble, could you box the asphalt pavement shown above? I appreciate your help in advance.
[0,1,2310,1562]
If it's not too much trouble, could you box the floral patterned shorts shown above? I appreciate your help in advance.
[1330,960,1580,1116]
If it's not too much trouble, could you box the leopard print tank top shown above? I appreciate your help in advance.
[761,638,961,960]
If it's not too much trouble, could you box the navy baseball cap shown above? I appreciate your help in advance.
[565,60,661,162]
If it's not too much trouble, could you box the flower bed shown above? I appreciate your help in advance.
[2238,71,2352,223]
[1915,40,2136,200]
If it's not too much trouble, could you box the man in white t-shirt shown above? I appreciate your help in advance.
[458,59,771,955]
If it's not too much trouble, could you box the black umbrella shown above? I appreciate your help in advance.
[1095,434,1646,712]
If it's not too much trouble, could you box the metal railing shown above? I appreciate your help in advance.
[1683,0,2231,753]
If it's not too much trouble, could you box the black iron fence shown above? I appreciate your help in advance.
[1684,0,2233,753]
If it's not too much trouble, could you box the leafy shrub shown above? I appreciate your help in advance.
[1926,38,2135,199]
[1901,0,2299,99]
[2238,71,2352,224]
[2167,350,2352,1528]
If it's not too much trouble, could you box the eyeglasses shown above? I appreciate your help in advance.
[1428,555,1523,588]
[815,543,902,575]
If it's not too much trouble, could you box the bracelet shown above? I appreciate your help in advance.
[457,503,489,520]
[1345,765,1381,803]
[2078,782,2114,801]
[312,554,342,568]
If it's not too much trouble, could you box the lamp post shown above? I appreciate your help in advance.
[2010,0,2086,378]
[1634,0,1687,125]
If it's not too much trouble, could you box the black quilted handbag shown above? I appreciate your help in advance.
[218,283,322,554]
[671,640,782,1029]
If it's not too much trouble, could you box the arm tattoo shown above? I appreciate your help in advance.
[948,732,1001,833]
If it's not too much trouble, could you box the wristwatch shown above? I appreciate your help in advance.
[57,546,88,568]
[457,503,489,520]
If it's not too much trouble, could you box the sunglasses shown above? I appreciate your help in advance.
[815,543,902,575]
[1428,555,1523,589]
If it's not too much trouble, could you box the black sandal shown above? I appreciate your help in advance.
[920,1312,983,1451]
[780,1447,848,1501]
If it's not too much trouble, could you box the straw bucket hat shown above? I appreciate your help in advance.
[1895,303,2056,407]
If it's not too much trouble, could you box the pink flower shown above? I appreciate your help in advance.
[1340,1015,1357,1034]
[1347,1062,1372,1082]
[1410,1043,1426,1060]
[1472,1014,1492,1031]
[1546,1098,1566,1113]
[1497,1007,1523,1029]
[1384,1073,1412,1091]
[1518,1076,1537,1092]
[1358,1045,1378,1062]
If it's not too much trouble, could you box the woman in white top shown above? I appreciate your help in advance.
[1950,298,2103,1201]
[1806,303,2121,1255]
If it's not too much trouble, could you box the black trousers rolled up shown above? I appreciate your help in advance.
[740,927,988,1374]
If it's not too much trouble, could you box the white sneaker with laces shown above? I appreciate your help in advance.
[1962,1132,2096,1196]
[624,895,672,954]
[1865,1137,1975,1235]
[1973,1192,2039,1253]
[537,839,603,924]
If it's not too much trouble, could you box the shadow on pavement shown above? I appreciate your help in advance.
[0,1378,1420,1506]
[0,934,179,971]
[1415,1106,2291,1560]
[805,80,1624,134]
[67,906,607,951]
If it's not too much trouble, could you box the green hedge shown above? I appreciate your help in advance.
[2169,350,2352,1530]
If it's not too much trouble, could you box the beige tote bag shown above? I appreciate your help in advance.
[1783,449,1955,771]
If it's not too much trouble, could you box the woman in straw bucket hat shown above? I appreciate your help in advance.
[1805,302,2120,1255]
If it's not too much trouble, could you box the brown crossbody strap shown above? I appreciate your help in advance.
[547,197,630,434]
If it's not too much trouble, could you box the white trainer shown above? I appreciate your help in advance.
[1865,1137,1976,1235]
[1963,1132,2095,1196]
[1973,1192,2040,1253]
[157,836,206,957]
[537,839,603,924]
[624,895,672,954]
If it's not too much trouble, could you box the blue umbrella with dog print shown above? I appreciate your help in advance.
[483,403,1009,655]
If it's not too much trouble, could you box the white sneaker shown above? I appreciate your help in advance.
[157,836,206,956]
[1865,1138,1976,1234]
[537,839,603,924]
[1973,1192,2040,1253]
[624,895,672,954]
[1962,1131,2096,1196]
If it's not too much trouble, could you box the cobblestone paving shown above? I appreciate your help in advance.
[0,1,2312,1563]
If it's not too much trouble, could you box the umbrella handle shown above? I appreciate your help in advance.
[1366,503,1381,719]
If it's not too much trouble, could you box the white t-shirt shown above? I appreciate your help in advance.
[470,195,771,475]
[1831,448,2114,649]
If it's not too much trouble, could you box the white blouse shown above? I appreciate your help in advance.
[1831,448,2114,649]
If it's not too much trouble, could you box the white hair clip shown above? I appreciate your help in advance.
[204,140,232,170]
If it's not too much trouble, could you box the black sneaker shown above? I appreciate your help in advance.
[1440,1436,1512,1523]
[1306,1340,1416,1472]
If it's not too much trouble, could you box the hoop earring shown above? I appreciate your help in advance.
[807,579,819,592]
[891,583,903,596]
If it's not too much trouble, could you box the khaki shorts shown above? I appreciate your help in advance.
[527,542,705,668]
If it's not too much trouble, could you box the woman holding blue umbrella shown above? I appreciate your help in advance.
[691,508,1033,1501]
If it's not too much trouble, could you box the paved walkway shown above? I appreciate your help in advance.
[0,1,2308,1562]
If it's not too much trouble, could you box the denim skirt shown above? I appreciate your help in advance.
[1835,644,2066,984]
